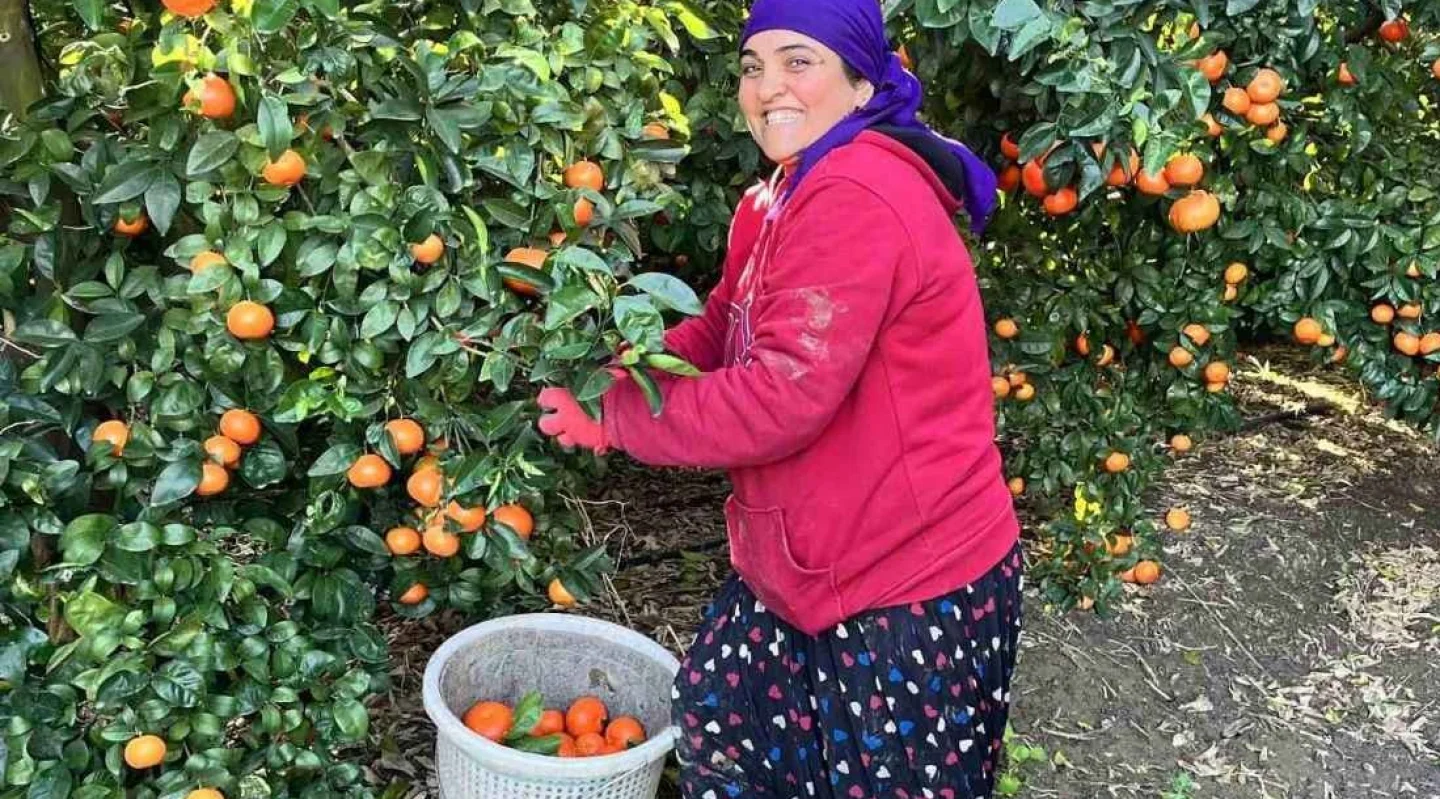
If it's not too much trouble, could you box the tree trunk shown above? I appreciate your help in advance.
[0,0,44,120]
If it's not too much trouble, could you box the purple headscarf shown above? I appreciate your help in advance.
[741,0,997,233]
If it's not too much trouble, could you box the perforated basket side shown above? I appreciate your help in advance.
[423,613,681,799]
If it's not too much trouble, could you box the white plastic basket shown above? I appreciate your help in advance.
[422,612,682,799]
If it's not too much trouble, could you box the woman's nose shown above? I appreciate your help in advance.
[756,68,787,102]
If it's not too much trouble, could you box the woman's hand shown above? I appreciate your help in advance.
[537,387,615,454]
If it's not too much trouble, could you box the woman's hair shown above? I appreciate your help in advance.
[841,60,863,85]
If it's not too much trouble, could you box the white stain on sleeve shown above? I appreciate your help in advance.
[800,288,836,331]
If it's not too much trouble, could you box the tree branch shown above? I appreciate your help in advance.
[0,0,45,119]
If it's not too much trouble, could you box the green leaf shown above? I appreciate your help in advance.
[461,206,489,253]
[258,221,287,266]
[992,0,1041,30]
[369,97,423,122]
[343,526,389,556]
[612,200,665,221]
[1181,67,1212,121]
[483,198,530,230]
[73,0,104,29]
[349,151,392,185]
[64,591,123,638]
[298,242,338,277]
[405,332,440,377]
[26,763,72,799]
[551,247,612,275]
[239,563,294,596]
[666,0,718,39]
[1008,15,1053,60]
[258,95,292,160]
[145,174,182,236]
[84,313,146,343]
[162,524,196,546]
[435,280,461,318]
[426,106,463,154]
[333,698,369,739]
[506,691,544,742]
[114,522,160,553]
[14,320,77,348]
[254,0,300,33]
[0,627,47,684]
[614,296,665,351]
[312,573,364,623]
[187,132,239,177]
[628,272,701,315]
[543,286,600,330]
[94,161,158,204]
[60,515,114,566]
[308,443,362,477]
[575,368,617,402]
[644,352,701,377]
[644,7,680,52]
[1226,0,1263,14]
[360,301,398,338]
[153,660,204,707]
[510,734,563,755]
[628,365,664,416]
[502,46,550,80]
[1017,123,1058,163]
[151,460,200,505]
[239,439,287,488]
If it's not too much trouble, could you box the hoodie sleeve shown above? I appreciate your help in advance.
[602,178,910,468]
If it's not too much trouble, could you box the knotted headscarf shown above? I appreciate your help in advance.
[741,0,997,233]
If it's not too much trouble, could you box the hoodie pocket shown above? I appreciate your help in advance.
[725,495,840,626]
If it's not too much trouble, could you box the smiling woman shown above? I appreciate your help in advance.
[534,1,1020,798]
[738,33,875,166]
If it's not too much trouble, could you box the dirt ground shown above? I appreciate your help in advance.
[373,345,1440,798]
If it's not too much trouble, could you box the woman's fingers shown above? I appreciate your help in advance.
[536,387,569,410]
[537,412,566,436]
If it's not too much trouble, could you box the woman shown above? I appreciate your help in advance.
[537,0,1021,795]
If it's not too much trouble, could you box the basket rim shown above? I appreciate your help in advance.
[422,612,682,781]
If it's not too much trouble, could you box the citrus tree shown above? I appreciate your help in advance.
[894,0,1440,608]
[0,0,716,794]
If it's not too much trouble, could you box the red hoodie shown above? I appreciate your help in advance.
[601,130,1019,636]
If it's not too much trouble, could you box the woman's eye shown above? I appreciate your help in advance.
[741,64,760,77]
[788,58,811,69]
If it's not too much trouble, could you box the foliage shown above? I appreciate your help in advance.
[1,0,712,794]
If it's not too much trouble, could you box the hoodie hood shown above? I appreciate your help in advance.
[858,127,974,217]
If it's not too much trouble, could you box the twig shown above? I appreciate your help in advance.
[0,334,40,359]
[1025,627,1101,666]
[600,571,633,629]
[1176,574,1271,679]
[1110,640,1175,703]
[295,183,318,215]
[1037,724,1102,741]
[0,419,41,435]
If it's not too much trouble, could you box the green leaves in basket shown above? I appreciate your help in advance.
[504,690,545,744]
[510,734,564,755]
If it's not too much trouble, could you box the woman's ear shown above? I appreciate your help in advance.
[855,80,875,109]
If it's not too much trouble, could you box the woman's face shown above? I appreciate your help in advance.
[739,30,873,165]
